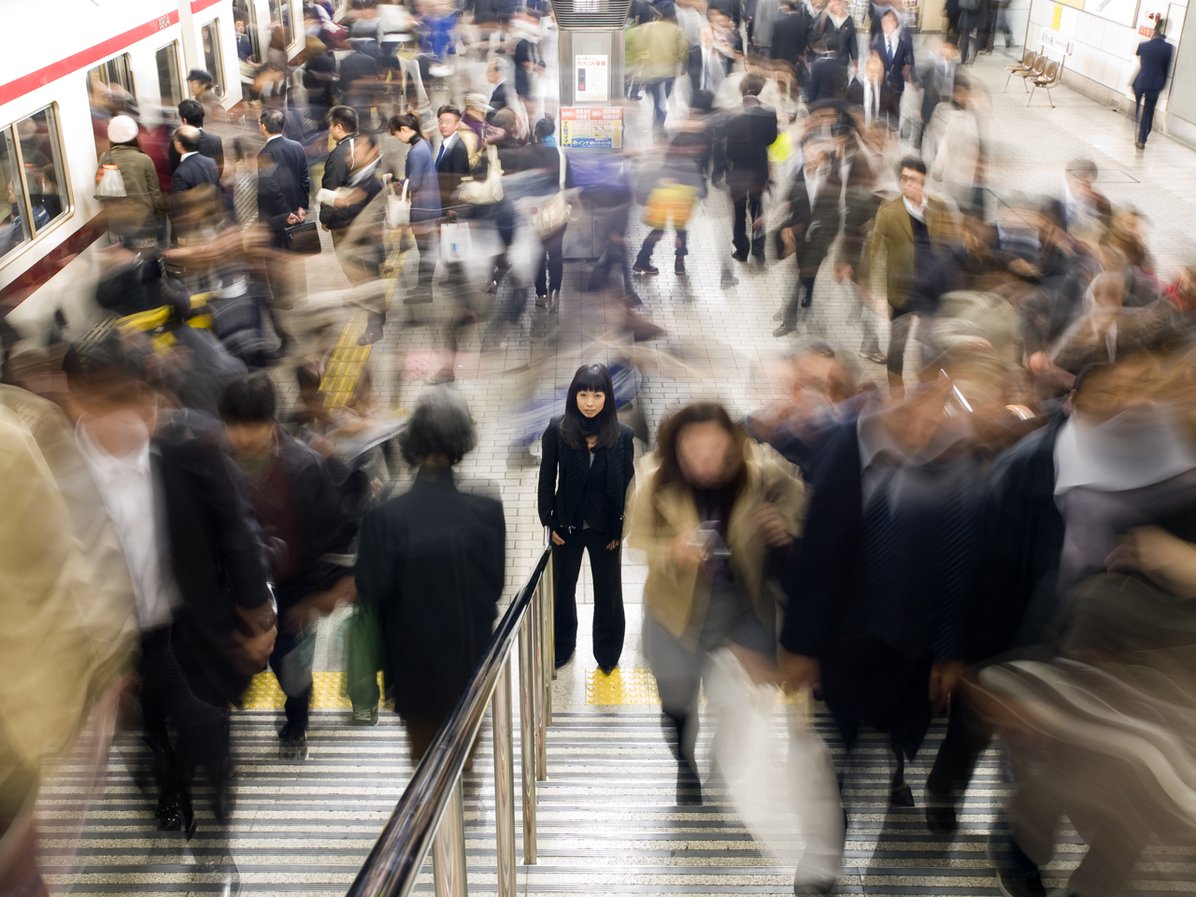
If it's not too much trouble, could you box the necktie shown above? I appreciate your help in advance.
[436,142,446,165]
[862,455,899,603]
[887,38,894,63]
[235,161,257,226]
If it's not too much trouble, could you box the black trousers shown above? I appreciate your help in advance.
[552,529,625,668]
[534,226,565,295]
[732,188,765,258]
[926,692,993,799]
[139,627,231,803]
[780,270,819,327]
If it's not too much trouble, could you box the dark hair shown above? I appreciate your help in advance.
[398,386,478,466]
[63,333,152,401]
[329,105,358,133]
[218,372,278,424]
[260,108,286,134]
[559,363,619,450]
[882,8,899,22]
[389,112,422,140]
[491,107,518,133]
[174,126,202,153]
[295,361,321,392]
[897,154,927,177]
[690,89,715,114]
[741,73,766,97]
[437,104,462,120]
[534,116,556,141]
[651,402,747,512]
[178,98,205,126]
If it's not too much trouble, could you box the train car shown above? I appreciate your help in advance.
[0,0,310,338]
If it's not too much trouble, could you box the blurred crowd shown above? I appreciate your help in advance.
[3,0,1196,895]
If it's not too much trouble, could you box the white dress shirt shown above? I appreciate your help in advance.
[75,424,177,631]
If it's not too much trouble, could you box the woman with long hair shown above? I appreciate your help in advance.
[625,402,805,803]
[537,364,635,673]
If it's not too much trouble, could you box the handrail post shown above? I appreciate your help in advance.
[492,659,516,897]
[541,545,555,729]
[536,551,553,781]
[432,781,468,897]
[518,613,538,864]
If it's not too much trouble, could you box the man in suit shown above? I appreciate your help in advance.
[1132,23,1174,150]
[434,104,472,200]
[319,105,383,285]
[722,73,778,263]
[170,125,223,239]
[687,25,729,96]
[771,0,812,81]
[487,56,515,116]
[874,9,915,101]
[774,137,843,335]
[65,337,275,838]
[860,156,957,392]
[257,108,311,311]
[169,99,224,177]
[846,50,899,128]
[171,125,221,194]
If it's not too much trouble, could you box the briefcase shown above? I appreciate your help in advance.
[284,220,321,255]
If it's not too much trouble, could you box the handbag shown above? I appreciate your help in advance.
[94,155,127,199]
[343,601,384,714]
[440,220,473,262]
[284,219,321,254]
[386,179,411,229]
[456,144,504,205]
[532,147,572,238]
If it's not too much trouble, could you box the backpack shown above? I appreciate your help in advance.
[94,154,127,199]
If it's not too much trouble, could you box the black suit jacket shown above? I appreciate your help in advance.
[171,152,220,193]
[807,53,849,102]
[156,437,273,704]
[355,468,506,719]
[1133,35,1174,94]
[783,166,843,272]
[538,417,635,538]
[770,8,811,66]
[169,129,225,177]
[434,133,472,197]
[257,135,311,239]
[874,31,915,94]
[723,102,778,195]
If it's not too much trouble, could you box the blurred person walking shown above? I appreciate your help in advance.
[355,388,506,763]
[538,364,635,673]
[94,114,163,250]
[626,403,805,805]
[722,74,778,264]
[319,106,384,287]
[636,2,689,132]
[219,374,355,760]
[526,116,571,310]
[256,108,311,319]
[1132,22,1174,150]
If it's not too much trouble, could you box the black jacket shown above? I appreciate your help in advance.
[538,417,634,538]
[172,152,221,193]
[1133,34,1173,94]
[257,135,311,239]
[783,165,843,273]
[319,132,380,230]
[156,436,273,704]
[435,132,472,199]
[169,128,225,177]
[722,102,778,195]
[356,468,506,719]
[874,31,916,94]
[770,8,811,66]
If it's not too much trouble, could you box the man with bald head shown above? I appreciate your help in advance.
[171,125,221,194]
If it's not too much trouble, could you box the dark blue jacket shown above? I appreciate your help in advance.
[873,30,915,94]
[257,135,311,238]
[1133,34,1173,94]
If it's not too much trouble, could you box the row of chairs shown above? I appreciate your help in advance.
[1005,48,1066,108]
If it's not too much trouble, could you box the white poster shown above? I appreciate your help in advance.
[574,54,609,103]
[1087,0,1140,27]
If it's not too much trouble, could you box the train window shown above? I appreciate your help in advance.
[156,42,183,107]
[0,106,71,260]
[201,20,226,97]
[269,0,294,46]
[87,54,137,118]
[233,1,262,64]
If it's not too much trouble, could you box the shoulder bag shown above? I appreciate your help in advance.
[532,147,572,239]
[456,144,504,205]
[284,219,322,254]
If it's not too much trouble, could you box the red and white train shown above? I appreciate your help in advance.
[0,0,325,335]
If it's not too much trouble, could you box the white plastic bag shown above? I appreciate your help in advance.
[386,179,411,229]
[704,648,844,880]
[94,162,126,199]
[440,220,472,262]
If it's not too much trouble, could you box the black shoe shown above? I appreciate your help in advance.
[773,323,796,337]
[925,792,958,834]
[793,875,835,896]
[676,761,703,806]
[988,832,1046,897]
[752,252,766,266]
[890,780,915,807]
[554,649,575,670]
[156,790,197,840]
[731,250,749,263]
[674,256,686,276]
[633,261,659,275]
[278,723,308,761]
[535,293,549,308]
[358,320,385,346]
[598,664,616,675]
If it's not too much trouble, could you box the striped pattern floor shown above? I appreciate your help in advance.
[38,710,1190,896]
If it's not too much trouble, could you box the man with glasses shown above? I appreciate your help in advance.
[859,157,957,393]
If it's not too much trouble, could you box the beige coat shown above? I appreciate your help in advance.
[626,440,806,649]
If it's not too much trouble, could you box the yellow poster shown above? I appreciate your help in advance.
[1054,0,1083,11]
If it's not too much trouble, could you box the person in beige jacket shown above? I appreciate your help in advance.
[626,402,805,804]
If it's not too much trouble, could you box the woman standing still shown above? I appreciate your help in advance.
[625,403,805,803]
[538,364,635,673]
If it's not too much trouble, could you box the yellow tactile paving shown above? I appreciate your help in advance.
[241,671,387,710]
[586,670,813,714]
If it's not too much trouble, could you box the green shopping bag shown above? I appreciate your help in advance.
[343,602,384,720]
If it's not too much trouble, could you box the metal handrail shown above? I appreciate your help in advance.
[346,545,556,897]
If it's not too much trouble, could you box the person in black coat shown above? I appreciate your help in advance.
[220,373,354,759]
[169,98,225,177]
[722,74,778,262]
[434,104,473,201]
[1132,24,1174,149]
[355,388,506,763]
[771,0,812,77]
[171,125,221,193]
[774,137,843,335]
[874,9,915,98]
[256,109,311,245]
[538,364,635,673]
[65,337,274,837]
